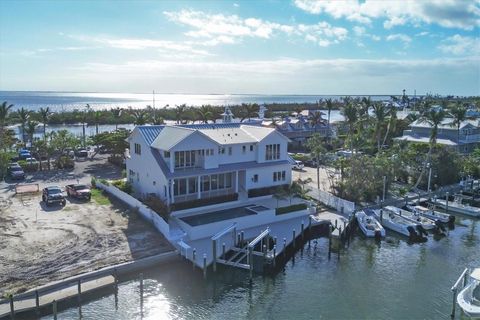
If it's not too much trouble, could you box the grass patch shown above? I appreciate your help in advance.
[276,203,308,215]
[91,188,111,205]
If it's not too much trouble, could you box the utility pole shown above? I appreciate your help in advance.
[382,175,387,202]
[428,165,432,193]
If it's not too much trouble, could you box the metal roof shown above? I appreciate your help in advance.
[137,125,165,145]
[151,126,196,150]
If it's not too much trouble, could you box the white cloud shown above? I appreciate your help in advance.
[294,0,480,30]
[386,33,412,47]
[164,9,348,47]
[66,34,211,56]
[438,34,480,55]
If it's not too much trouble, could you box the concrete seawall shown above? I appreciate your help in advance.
[0,251,179,319]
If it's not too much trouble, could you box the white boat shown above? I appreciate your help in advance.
[386,206,437,231]
[356,210,385,238]
[434,196,480,218]
[372,207,426,240]
[405,204,454,224]
[457,268,480,318]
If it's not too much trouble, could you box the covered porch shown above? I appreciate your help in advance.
[169,170,247,204]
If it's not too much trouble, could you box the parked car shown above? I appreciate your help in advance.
[292,160,304,170]
[18,150,31,160]
[304,159,318,168]
[75,149,88,158]
[25,157,39,167]
[42,186,66,206]
[8,164,25,180]
[66,184,91,200]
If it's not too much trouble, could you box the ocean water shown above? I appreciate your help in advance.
[0,91,391,112]
[30,214,479,320]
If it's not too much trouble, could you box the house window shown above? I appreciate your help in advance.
[281,171,286,181]
[174,151,196,168]
[134,143,141,155]
[219,173,225,188]
[153,181,156,186]
[201,175,210,191]
[188,177,197,194]
[211,174,218,190]
[242,146,246,154]
[219,147,225,154]
[273,172,277,182]
[250,145,254,151]
[164,151,170,158]
[228,147,232,155]
[253,174,258,183]
[174,178,187,196]
[225,172,232,188]
[265,144,280,160]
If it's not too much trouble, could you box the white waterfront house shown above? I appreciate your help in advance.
[126,123,292,208]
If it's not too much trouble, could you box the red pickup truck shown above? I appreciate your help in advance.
[65,184,91,200]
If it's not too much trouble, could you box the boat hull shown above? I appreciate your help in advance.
[435,200,480,217]
[357,211,386,238]
[457,280,480,318]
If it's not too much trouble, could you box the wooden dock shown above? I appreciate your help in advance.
[0,276,115,318]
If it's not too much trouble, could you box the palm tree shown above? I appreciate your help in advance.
[371,102,388,152]
[306,133,326,189]
[17,107,30,143]
[38,107,51,140]
[0,101,14,135]
[284,182,302,204]
[175,104,187,124]
[26,120,38,144]
[82,104,91,147]
[341,100,358,152]
[309,111,324,133]
[381,106,397,148]
[325,98,334,141]
[197,105,213,124]
[132,110,149,125]
[112,107,123,130]
[240,103,258,122]
[273,187,287,208]
[450,102,467,144]
[93,111,101,135]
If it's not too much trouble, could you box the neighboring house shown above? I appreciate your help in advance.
[126,123,292,207]
[395,118,480,153]
[262,110,333,146]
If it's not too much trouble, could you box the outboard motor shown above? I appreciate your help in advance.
[407,226,417,242]
[374,230,382,241]
[448,215,456,229]
[434,220,446,234]
[416,225,429,237]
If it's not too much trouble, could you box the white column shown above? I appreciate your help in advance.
[235,171,238,193]
[170,180,175,204]
[197,176,201,199]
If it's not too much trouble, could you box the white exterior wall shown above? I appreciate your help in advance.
[171,132,219,169]
[245,163,291,190]
[126,129,168,200]
[218,143,257,164]
[257,131,289,163]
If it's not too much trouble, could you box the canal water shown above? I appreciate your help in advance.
[35,214,479,320]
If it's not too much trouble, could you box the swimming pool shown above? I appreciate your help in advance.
[180,205,269,226]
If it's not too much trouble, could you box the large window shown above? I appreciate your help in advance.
[175,150,196,168]
[174,177,198,196]
[265,144,280,160]
[200,173,233,192]
[273,171,286,182]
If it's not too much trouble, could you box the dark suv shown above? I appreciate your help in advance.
[42,186,66,206]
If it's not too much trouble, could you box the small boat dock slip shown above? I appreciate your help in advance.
[0,276,115,318]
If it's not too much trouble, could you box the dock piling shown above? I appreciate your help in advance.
[241,231,244,245]
[212,239,217,273]
[301,221,305,241]
[52,300,57,320]
[273,245,277,268]
[222,242,226,259]
[9,295,14,320]
[140,273,144,311]
[203,254,207,279]
[328,226,332,260]
[192,249,196,270]
[292,229,296,249]
[249,246,253,283]
[283,238,287,259]
[35,290,39,313]
[446,192,450,213]
[451,288,457,318]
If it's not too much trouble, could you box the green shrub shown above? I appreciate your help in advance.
[112,179,132,194]
[276,203,307,215]
[144,195,170,221]
[91,177,97,188]
[248,185,288,198]
[98,178,110,186]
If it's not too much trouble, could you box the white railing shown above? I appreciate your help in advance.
[311,188,356,214]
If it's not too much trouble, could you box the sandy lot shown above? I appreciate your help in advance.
[292,166,338,191]
[0,157,173,296]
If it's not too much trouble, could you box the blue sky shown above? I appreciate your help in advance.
[0,0,479,95]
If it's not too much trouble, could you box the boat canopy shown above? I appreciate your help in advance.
[471,268,480,281]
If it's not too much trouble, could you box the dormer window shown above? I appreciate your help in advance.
[164,151,170,158]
